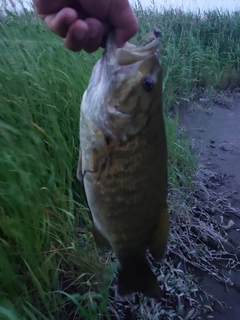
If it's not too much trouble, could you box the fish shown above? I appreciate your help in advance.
[77,28,169,299]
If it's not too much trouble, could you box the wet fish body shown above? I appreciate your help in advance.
[77,29,169,298]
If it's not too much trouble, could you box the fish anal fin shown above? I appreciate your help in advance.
[149,206,169,261]
[92,222,111,249]
[117,255,162,299]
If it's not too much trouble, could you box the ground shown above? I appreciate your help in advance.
[179,90,240,319]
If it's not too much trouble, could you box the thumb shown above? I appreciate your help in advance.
[108,0,138,47]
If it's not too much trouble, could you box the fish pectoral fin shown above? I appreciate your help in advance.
[117,255,162,299]
[149,206,169,261]
[77,149,83,182]
[93,137,117,181]
[92,222,111,249]
[94,149,110,181]
[81,114,111,179]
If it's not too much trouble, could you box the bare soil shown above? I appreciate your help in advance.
[179,90,240,319]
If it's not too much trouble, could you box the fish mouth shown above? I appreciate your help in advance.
[105,28,161,66]
[95,29,161,85]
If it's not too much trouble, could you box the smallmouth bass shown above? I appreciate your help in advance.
[77,28,169,299]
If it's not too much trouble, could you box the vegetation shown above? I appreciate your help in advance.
[0,2,240,319]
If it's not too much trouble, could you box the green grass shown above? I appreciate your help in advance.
[133,2,240,97]
[0,3,240,319]
[0,10,110,319]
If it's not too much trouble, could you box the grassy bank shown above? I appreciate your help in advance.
[0,4,240,320]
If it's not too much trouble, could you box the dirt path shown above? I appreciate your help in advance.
[179,91,240,319]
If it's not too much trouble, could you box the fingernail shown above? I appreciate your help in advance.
[88,25,99,39]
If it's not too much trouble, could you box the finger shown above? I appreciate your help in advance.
[75,0,111,20]
[63,19,89,52]
[115,23,138,48]
[83,18,108,53]
[33,0,75,15]
[108,0,138,47]
[43,8,78,38]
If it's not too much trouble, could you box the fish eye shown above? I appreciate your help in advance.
[142,76,155,92]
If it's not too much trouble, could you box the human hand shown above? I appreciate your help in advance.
[33,0,138,53]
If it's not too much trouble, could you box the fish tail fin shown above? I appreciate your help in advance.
[117,255,162,299]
